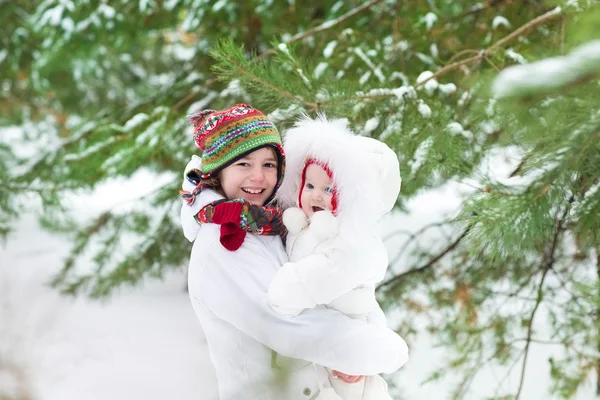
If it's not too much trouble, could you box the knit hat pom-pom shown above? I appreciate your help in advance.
[187,109,216,129]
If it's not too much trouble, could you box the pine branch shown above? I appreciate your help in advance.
[515,198,572,399]
[378,225,470,291]
[416,6,563,88]
[227,56,320,108]
[258,0,386,59]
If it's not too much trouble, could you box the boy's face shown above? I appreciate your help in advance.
[218,147,279,206]
[300,163,334,218]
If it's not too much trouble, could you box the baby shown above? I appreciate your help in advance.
[267,115,406,400]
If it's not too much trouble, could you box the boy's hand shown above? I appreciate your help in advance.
[331,370,365,383]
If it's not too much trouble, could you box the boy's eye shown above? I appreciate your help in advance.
[264,163,277,168]
[324,187,333,194]
[306,183,314,189]
[237,162,250,167]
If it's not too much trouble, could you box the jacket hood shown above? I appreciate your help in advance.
[276,114,401,227]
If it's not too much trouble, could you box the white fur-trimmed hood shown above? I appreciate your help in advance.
[276,114,401,227]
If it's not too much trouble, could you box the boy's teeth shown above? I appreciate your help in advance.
[243,188,263,194]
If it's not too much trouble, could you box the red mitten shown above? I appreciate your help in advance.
[212,201,243,225]
[212,201,245,251]
[220,222,246,251]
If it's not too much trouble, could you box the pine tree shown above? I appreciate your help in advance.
[2,0,599,398]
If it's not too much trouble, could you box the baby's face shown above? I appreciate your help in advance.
[300,163,334,218]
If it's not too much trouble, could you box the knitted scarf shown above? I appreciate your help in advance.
[196,198,287,251]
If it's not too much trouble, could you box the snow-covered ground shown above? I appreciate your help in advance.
[0,145,596,400]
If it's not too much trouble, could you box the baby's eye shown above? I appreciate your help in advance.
[324,187,333,194]
[306,183,314,189]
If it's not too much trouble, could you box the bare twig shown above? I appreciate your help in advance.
[515,199,571,399]
[416,7,563,88]
[378,226,470,291]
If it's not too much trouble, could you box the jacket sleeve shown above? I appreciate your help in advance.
[267,246,372,313]
[190,242,408,376]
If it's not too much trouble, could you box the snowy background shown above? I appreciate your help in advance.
[0,128,596,400]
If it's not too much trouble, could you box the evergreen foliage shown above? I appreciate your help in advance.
[2,0,599,398]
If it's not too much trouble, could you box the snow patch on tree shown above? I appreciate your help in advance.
[446,122,472,139]
[314,62,328,78]
[506,48,527,64]
[493,40,600,98]
[363,117,380,134]
[267,104,303,123]
[422,12,438,30]
[323,41,337,58]
[492,16,511,30]
[439,83,457,95]
[416,71,439,95]
[418,101,432,118]
[410,137,433,176]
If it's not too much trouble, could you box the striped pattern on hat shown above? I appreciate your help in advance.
[188,104,283,176]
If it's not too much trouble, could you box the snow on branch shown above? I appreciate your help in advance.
[492,40,600,98]
[416,7,564,88]
[259,0,386,59]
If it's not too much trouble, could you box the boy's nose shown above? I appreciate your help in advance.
[249,168,265,182]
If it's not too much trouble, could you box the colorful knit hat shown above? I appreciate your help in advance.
[297,158,339,215]
[187,104,286,190]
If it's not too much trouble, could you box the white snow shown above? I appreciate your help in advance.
[358,86,417,102]
[492,16,511,29]
[416,71,439,95]
[173,44,196,61]
[212,0,228,12]
[363,117,380,134]
[187,92,218,114]
[422,12,438,30]
[506,48,527,64]
[418,101,432,118]
[446,121,472,139]
[267,104,303,123]
[409,137,433,176]
[493,40,600,98]
[98,4,116,19]
[61,17,74,32]
[314,62,328,79]
[430,43,439,59]
[438,83,457,95]
[323,41,337,58]
[354,48,385,82]
[359,71,371,85]
[296,68,311,86]
[277,43,291,57]
[124,113,149,130]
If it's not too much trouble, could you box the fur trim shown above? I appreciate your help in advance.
[276,114,401,228]
[282,207,309,235]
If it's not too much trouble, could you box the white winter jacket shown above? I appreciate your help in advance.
[181,158,408,400]
[267,115,402,320]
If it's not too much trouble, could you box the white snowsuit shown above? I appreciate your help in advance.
[267,115,406,400]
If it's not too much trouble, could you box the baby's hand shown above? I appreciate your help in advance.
[282,207,308,235]
[331,370,365,384]
[309,209,338,240]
